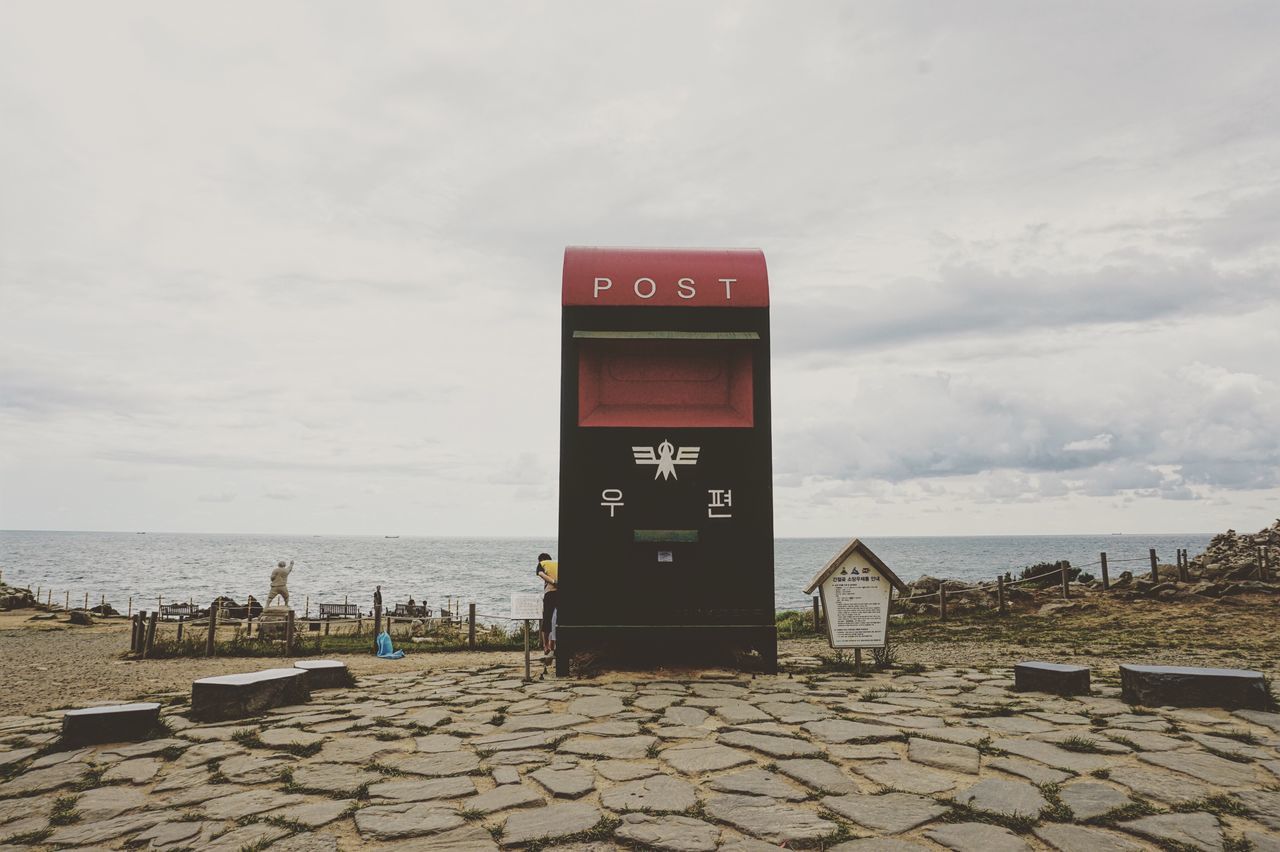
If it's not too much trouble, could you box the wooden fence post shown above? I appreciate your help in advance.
[938,584,947,621]
[143,611,158,659]
[206,602,218,657]
[468,603,477,650]
[1100,552,1109,590]
[812,596,821,630]
[285,610,295,656]
[1178,549,1189,582]
[1149,548,1159,583]
[373,602,383,654]
[997,576,1007,615]
[1061,564,1070,599]
[176,615,184,643]
[83,592,89,611]
[130,613,141,653]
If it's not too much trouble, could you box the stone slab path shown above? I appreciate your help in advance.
[1,663,1278,850]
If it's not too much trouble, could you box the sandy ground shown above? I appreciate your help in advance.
[2,592,1277,716]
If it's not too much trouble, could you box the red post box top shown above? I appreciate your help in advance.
[563,246,768,307]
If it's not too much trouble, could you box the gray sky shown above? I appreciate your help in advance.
[2,2,1278,537]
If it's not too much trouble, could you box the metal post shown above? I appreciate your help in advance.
[938,584,947,621]
[1061,564,1069,599]
[468,603,476,650]
[523,619,531,681]
[1100,552,1109,590]
[206,601,218,657]
[1149,548,1159,583]
[997,575,1007,615]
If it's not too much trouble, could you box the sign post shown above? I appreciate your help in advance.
[804,538,908,658]
[510,593,544,681]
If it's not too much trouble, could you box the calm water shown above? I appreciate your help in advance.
[0,530,1212,621]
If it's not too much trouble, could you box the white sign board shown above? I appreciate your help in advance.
[818,549,892,648]
[510,593,543,621]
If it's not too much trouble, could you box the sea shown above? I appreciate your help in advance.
[0,531,1212,624]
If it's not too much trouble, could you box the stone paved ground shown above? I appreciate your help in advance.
[1,661,1278,850]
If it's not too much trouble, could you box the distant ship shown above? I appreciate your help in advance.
[384,535,400,539]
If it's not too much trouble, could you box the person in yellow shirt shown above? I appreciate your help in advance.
[536,552,557,655]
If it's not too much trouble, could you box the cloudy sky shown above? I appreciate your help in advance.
[2,2,1278,537]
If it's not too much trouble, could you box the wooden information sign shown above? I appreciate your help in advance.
[804,538,907,649]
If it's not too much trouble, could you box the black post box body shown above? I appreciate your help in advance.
[556,247,776,675]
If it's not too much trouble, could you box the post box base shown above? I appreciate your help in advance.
[554,625,777,677]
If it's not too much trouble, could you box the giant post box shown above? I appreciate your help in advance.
[556,246,776,675]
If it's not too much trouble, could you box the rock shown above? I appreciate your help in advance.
[829,841,933,852]
[1119,812,1224,852]
[660,742,753,774]
[75,785,148,820]
[203,822,291,852]
[101,756,162,784]
[803,718,902,743]
[1234,790,1280,831]
[501,801,602,845]
[353,801,466,839]
[908,737,979,774]
[703,794,837,844]
[268,799,352,828]
[823,791,947,833]
[201,788,306,820]
[68,610,93,625]
[366,776,477,803]
[269,834,342,852]
[492,766,520,785]
[1101,765,1211,805]
[45,812,167,846]
[707,767,809,800]
[596,760,661,781]
[218,751,296,783]
[567,695,625,717]
[500,712,590,731]
[1014,661,1091,696]
[717,730,822,758]
[614,813,721,851]
[381,750,480,776]
[993,738,1110,773]
[1138,750,1259,788]
[600,774,698,813]
[855,759,957,794]
[1058,781,1133,821]
[955,778,1047,818]
[461,783,545,814]
[315,735,412,764]
[290,762,379,795]
[925,822,1031,852]
[259,726,325,748]
[774,758,860,794]
[985,756,1071,786]
[0,760,86,796]
[530,766,595,798]
[663,706,710,726]
[1033,824,1146,852]
[558,735,656,760]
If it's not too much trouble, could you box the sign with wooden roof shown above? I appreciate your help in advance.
[804,538,907,649]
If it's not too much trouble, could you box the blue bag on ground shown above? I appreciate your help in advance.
[375,631,405,659]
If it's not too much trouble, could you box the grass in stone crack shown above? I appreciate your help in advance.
[69,765,106,792]
[364,761,407,777]
[47,794,81,826]
[940,800,1038,834]
[3,828,52,845]
[458,806,485,821]
[1105,734,1140,751]
[207,759,231,784]
[1202,745,1255,764]
[158,744,187,761]
[1036,783,1073,823]
[521,816,623,851]
[1171,794,1251,818]
[1215,729,1261,745]
[1081,798,1160,826]
[1056,735,1110,754]
[645,742,662,758]
[1090,768,1111,779]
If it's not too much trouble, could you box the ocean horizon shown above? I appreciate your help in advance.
[0,529,1214,622]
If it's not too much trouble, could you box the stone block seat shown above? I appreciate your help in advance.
[1120,664,1269,710]
[191,667,311,722]
[61,702,162,746]
[294,659,350,689]
[1013,661,1091,696]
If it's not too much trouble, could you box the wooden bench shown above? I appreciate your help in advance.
[318,603,360,619]
[191,668,311,721]
[294,659,350,689]
[160,603,196,619]
[1014,661,1091,696]
[62,702,162,746]
[1120,664,1269,710]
